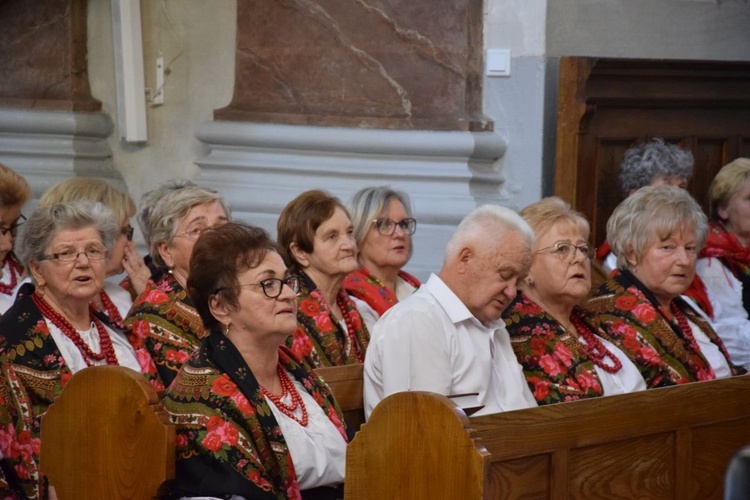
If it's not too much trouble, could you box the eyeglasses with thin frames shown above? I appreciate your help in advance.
[216,276,301,299]
[0,214,26,238]
[42,247,109,263]
[372,217,417,236]
[535,241,594,261]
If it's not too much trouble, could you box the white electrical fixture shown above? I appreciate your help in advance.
[152,56,165,105]
[486,49,511,77]
[111,0,148,142]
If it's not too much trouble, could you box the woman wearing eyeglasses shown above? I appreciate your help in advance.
[588,186,743,387]
[502,197,645,405]
[278,190,369,367]
[0,163,31,315]
[38,177,151,326]
[164,222,351,499]
[0,201,153,498]
[343,186,420,331]
[125,185,230,386]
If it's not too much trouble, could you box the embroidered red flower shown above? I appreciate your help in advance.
[615,295,638,311]
[539,354,562,377]
[533,380,550,401]
[553,342,574,367]
[313,313,334,332]
[206,414,225,431]
[290,329,313,358]
[632,303,657,323]
[231,392,255,416]
[128,319,152,340]
[211,375,240,398]
[299,298,321,317]
[175,433,188,449]
[164,349,190,364]
[144,289,170,306]
[202,431,224,452]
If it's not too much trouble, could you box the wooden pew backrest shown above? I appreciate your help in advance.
[40,366,175,500]
[346,391,489,499]
[348,375,750,499]
[315,363,365,431]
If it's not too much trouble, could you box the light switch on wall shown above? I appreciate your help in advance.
[486,49,511,77]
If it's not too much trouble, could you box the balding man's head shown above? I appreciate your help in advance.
[439,205,534,324]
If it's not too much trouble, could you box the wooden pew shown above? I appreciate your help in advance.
[346,375,750,499]
[40,366,175,500]
[315,363,365,432]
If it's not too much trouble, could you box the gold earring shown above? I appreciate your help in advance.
[224,323,231,336]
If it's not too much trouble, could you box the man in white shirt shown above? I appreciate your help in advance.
[364,204,538,419]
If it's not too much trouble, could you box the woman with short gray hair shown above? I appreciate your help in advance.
[343,186,420,329]
[125,185,230,386]
[588,186,743,387]
[0,201,156,498]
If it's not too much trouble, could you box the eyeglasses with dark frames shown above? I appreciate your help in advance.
[535,241,594,261]
[216,276,301,299]
[0,214,26,238]
[372,217,417,236]
[42,247,109,263]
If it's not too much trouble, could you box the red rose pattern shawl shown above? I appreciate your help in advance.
[164,334,352,499]
[342,266,420,316]
[288,272,369,368]
[588,270,741,387]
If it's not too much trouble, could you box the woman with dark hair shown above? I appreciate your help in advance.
[164,222,351,499]
[0,162,31,315]
[277,190,369,368]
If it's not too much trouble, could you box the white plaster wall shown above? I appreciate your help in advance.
[547,0,750,59]
[87,0,237,215]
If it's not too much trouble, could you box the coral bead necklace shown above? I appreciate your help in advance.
[32,293,119,366]
[336,293,364,363]
[261,364,309,426]
[570,310,622,374]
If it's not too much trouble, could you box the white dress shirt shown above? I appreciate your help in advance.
[364,274,537,419]
[695,257,750,370]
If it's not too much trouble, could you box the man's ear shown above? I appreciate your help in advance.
[157,241,174,269]
[455,246,472,273]
[289,242,310,269]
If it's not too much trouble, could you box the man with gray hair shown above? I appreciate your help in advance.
[363,204,538,418]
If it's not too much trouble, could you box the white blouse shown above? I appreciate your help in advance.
[264,375,347,490]
[45,317,142,374]
[577,333,647,395]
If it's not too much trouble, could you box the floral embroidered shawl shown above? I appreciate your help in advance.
[503,292,605,405]
[588,270,741,387]
[342,267,420,316]
[164,334,352,499]
[0,287,160,499]
[288,272,369,368]
[125,272,206,387]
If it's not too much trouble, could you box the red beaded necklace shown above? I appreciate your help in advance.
[336,293,364,363]
[96,290,124,329]
[668,302,701,354]
[570,310,622,374]
[0,255,22,296]
[261,364,308,426]
[32,293,119,366]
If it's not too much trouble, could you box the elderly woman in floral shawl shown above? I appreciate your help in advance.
[589,186,744,387]
[277,190,369,368]
[164,222,351,499]
[503,197,645,405]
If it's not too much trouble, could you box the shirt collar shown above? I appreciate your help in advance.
[424,274,501,330]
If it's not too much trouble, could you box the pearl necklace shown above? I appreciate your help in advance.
[570,310,622,374]
[32,293,119,366]
[336,293,364,362]
[261,364,308,426]
[0,255,22,296]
